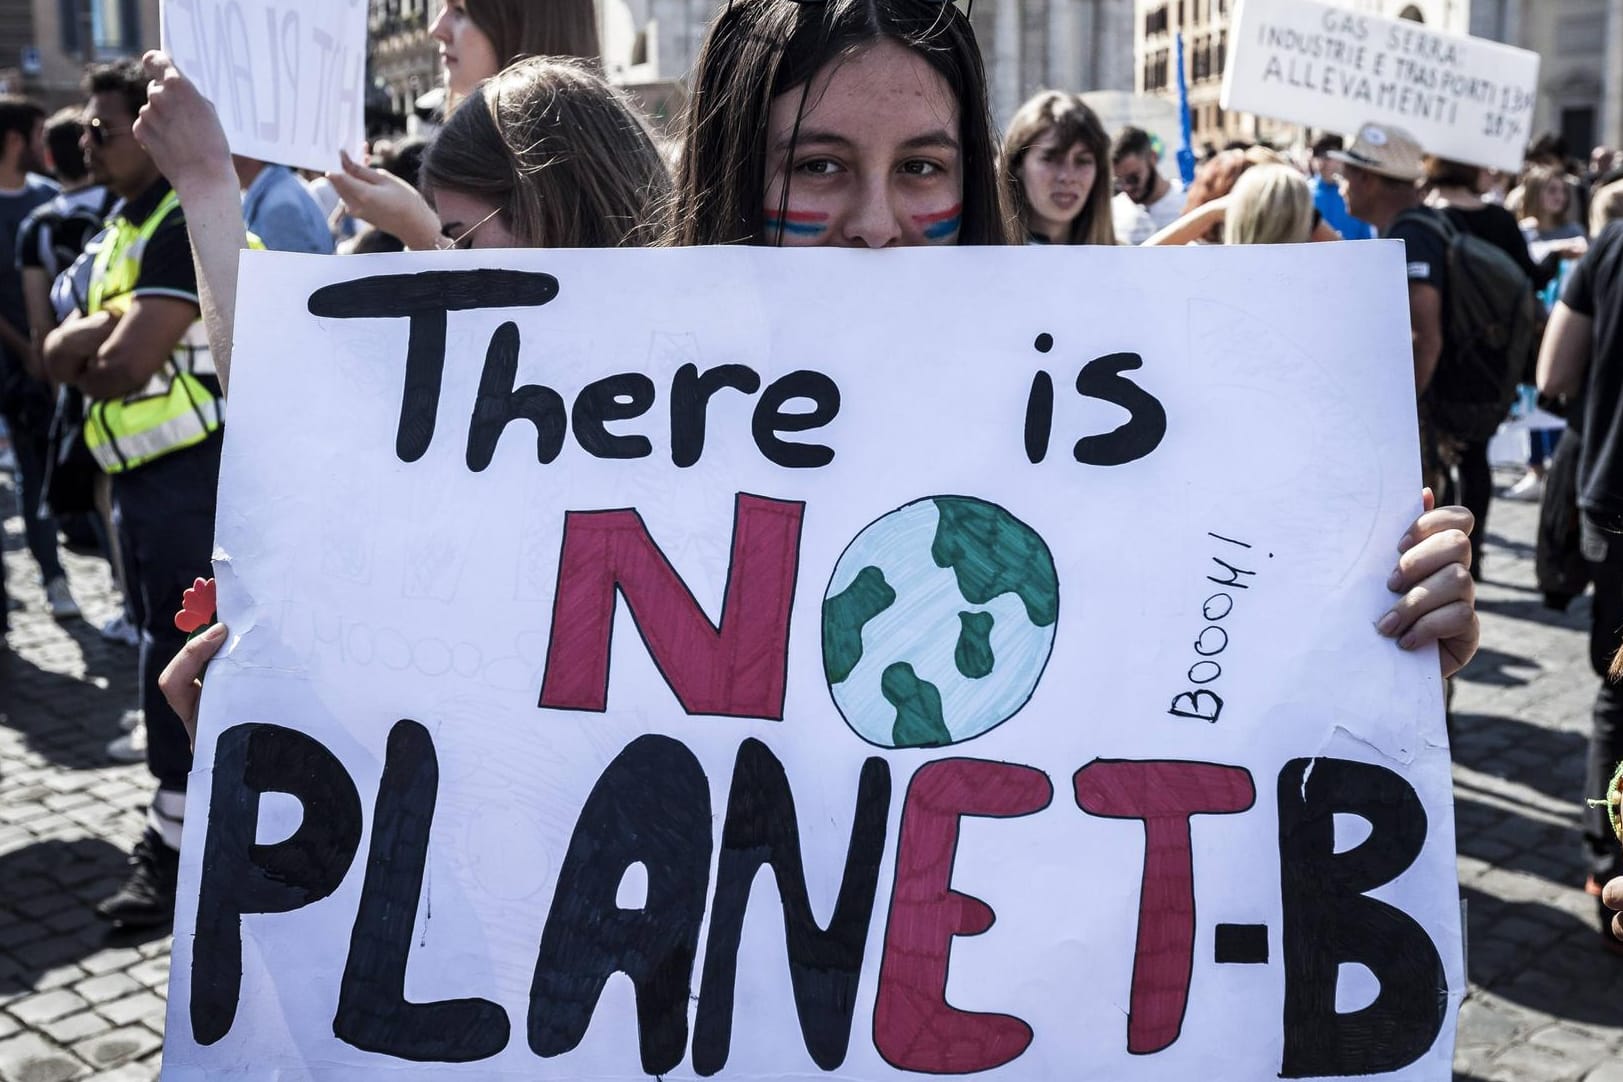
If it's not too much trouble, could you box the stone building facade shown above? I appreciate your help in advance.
[597,0,1139,127]
[10,0,161,111]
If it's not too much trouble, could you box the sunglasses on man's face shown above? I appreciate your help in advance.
[83,116,133,147]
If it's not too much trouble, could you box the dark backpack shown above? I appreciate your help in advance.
[1398,208,1539,442]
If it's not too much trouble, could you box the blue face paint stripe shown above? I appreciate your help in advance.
[922,215,961,240]
[765,217,827,237]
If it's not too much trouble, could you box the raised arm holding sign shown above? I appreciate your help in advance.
[158,0,367,175]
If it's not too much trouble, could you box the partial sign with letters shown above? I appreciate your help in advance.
[160,0,367,174]
[161,245,1463,1080]
[1221,0,1539,172]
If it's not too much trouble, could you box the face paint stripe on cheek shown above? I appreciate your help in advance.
[914,204,963,243]
[764,208,829,238]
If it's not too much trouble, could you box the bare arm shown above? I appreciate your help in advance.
[1408,281,1444,395]
[134,50,247,394]
[42,309,117,384]
[74,295,199,400]
[1141,197,1229,247]
[1536,300,1594,400]
[20,267,56,381]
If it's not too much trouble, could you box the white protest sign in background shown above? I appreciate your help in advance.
[160,0,367,174]
[1221,0,1539,172]
[162,245,1462,1081]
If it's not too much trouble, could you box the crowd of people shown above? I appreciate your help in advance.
[18,0,1623,942]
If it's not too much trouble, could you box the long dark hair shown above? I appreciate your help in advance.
[465,0,601,66]
[664,0,1011,246]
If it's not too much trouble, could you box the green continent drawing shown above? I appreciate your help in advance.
[882,663,952,747]
[931,496,1059,627]
[955,610,996,679]
[823,565,896,684]
[821,496,1059,749]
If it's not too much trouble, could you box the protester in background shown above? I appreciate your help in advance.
[1590,146,1620,183]
[1520,164,1589,266]
[1536,218,1623,942]
[1594,180,1623,238]
[1308,134,1374,241]
[1110,126,1183,246]
[18,109,111,347]
[1222,163,1314,245]
[1142,146,1331,247]
[419,57,668,250]
[1422,155,1548,506]
[41,61,221,926]
[1424,157,1539,279]
[0,94,68,639]
[327,0,601,254]
[16,108,117,623]
[232,155,335,255]
[1000,91,1114,246]
[1336,129,1450,462]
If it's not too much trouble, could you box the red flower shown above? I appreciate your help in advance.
[175,577,217,634]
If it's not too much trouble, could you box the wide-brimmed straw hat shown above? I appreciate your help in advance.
[1328,122,1425,183]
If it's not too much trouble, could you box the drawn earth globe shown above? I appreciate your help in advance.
[822,496,1059,748]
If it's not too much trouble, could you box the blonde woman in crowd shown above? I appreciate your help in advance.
[1222,163,1315,246]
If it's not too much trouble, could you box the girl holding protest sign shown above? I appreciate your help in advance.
[326,0,601,254]
[154,0,1483,735]
[1000,91,1115,246]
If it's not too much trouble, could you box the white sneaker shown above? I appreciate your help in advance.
[1505,472,1545,501]
[44,577,79,619]
[107,725,146,764]
[100,613,140,647]
[120,708,142,732]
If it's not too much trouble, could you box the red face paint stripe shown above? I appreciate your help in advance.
[912,204,963,226]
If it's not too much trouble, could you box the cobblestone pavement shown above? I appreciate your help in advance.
[2,467,1623,1080]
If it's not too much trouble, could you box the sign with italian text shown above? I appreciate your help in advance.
[162,245,1463,1080]
[1221,0,1539,172]
[160,0,367,174]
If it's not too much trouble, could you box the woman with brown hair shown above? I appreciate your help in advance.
[434,0,600,108]
[420,56,668,250]
[1000,91,1114,245]
[1519,164,1588,266]
[329,0,603,253]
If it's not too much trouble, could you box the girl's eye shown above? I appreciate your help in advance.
[901,160,942,176]
[796,158,841,177]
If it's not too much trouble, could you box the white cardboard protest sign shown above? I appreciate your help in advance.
[1221,0,1539,172]
[160,0,367,174]
[163,245,1462,1081]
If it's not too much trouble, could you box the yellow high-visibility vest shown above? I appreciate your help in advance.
[83,189,221,473]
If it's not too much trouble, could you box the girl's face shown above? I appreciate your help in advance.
[1018,128,1096,236]
[763,39,963,248]
[430,0,502,98]
[1540,178,1569,218]
[432,187,520,249]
